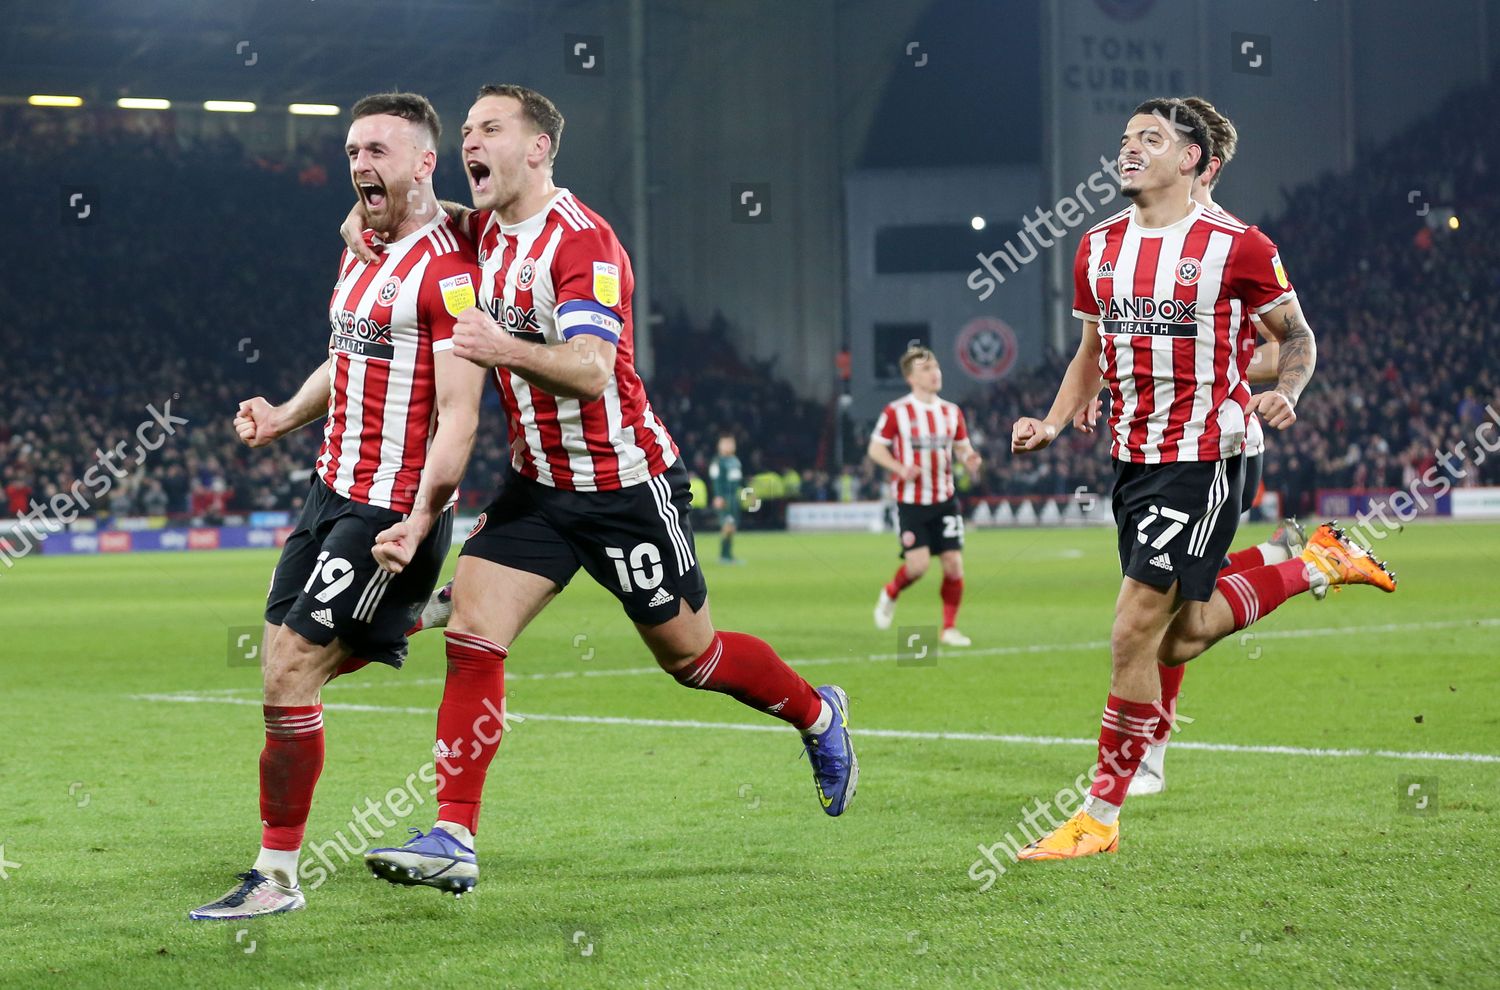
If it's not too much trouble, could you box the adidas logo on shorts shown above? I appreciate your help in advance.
[648,588,675,608]
[311,607,335,628]
[1149,552,1173,571]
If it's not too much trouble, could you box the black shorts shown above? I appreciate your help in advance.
[461,462,708,626]
[265,479,453,667]
[896,497,965,557]
[1241,453,1264,515]
[1112,457,1243,602]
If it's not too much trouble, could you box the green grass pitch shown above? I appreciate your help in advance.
[3,521,1498,988]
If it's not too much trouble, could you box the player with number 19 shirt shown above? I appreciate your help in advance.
[192,92,487,922]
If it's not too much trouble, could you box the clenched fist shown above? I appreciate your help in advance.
[234,397,282,448]
[1248,390,1297,430]
[1011,417,1058,454]
[452,306,517,369]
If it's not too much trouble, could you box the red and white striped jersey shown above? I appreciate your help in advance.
[1210,203,1268,459]
[461,189,678,492]
[1072,201,1295,464]
[316,212,478,512]
[871,394,969,504]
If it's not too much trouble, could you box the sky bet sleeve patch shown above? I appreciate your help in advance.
[591,261,620,308]
[439,273,476,316]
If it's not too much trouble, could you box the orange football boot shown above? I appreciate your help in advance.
[1301,522,1398,598]
[1015,810,1120,861]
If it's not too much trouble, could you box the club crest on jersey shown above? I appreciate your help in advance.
[1175,258,1201,286]
[378,276,402,305]
[1272,252,1289,289]
[516,259,537,291]
[592,261,620,307]
[439,273,477,316]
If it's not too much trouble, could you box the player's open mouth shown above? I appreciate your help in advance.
[1120,159,1145,176]
[467,160,491,193]
[359,181,387,209]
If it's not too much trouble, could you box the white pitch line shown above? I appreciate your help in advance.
[194,616,1500,697]
[129,692,1500,765]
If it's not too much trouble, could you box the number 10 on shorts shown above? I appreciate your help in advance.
[1136,505,1190,549]
[604,543,664,592]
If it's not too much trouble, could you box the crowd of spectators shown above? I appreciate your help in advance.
[960,81,1500,516]
[4,83,1498,528]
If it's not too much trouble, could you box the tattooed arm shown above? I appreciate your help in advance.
[1247,298,1317,429]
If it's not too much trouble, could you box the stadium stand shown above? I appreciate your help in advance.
[4,82,1499,524]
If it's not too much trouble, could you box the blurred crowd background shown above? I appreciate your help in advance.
[4,81,1498,525]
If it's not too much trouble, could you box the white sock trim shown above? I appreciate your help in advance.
[803,698,834,737]
[1082,794,1122,826]
[1259,540,1293,565]
[254,846,301,887]
[435,821,475,848]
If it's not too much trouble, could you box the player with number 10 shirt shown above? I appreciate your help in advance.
[344,84,859,896]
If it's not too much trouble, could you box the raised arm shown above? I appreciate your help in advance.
[1012,320,1104,453]
[1247,297,1316,429]
[339,199,474,263]
[450,310,614,402]
[234,359,331,448]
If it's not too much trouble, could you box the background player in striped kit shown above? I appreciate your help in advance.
[191,93,486,919]
[1011,98,1393,861]
[339,85,858,895]
[869,346,982,647]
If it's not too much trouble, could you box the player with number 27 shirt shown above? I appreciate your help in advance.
[1009,98,1394,862]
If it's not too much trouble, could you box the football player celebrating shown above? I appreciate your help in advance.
[191,93,486,919]
[341,85,857,895]
[1011,98,1394,860]
[869,346,982,646]
[1125,97,1391,796]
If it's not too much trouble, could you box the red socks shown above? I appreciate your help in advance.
[260,705,325,851]
[1153,662,1186,744]
[884,564,918,600]
[434,631,509,834]
[1220,545,1266,576]
[674,631,822,730]
[1217,558,1311,629]
[1088,695,1160,808]
[940,576,963,630]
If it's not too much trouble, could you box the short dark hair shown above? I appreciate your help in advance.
[1131,97,1210,176]
[476,84,565,163]
[350,91,441,146]
[1182,96,1238,187]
